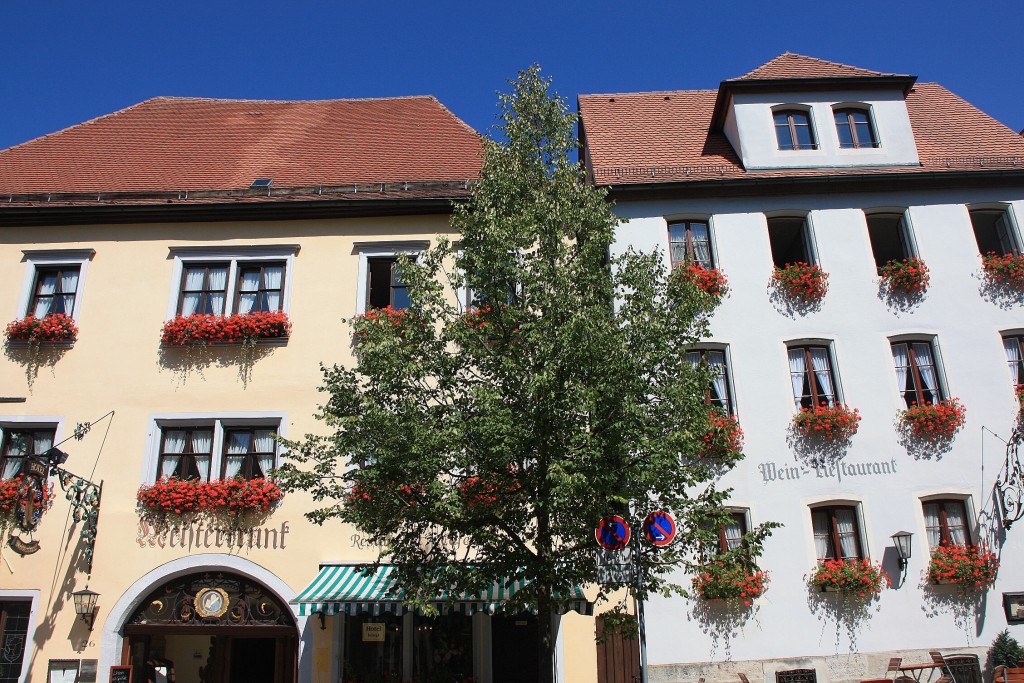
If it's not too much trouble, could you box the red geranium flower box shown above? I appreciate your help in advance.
[809,559,889,597]
[5,313,78,344]
[137,477,284,529]
[879,257,930,294]
[982,252,1024,289]
[692,560,768,606]
[675,264,729,302]
[927,543,998,591]
[0,475,54,530]
[899,398,966,441]
[698,410,744,460]
[772,263,829,302]
[793,404,861,441]
[160,311,290,347]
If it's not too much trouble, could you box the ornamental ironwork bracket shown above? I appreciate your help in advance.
[52,466,103,575]
[996,425,1024,530]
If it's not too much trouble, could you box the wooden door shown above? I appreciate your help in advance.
[595,615,639,683]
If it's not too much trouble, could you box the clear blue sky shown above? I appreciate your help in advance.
[2,0,1022,151]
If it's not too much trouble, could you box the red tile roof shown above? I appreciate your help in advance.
[0,96,482,202]
[730,52,900,81]
[580,57,1024,187]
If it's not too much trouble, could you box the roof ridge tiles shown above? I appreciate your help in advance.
[732,52,903,81]
[579,89,716,99]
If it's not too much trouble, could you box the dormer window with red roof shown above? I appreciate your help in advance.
[833,107,879,149]
[773,109,817,150]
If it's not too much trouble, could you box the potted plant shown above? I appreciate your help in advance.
[698,409,744,460]
[899,398,967,441]
[982,252,1024,290]
[0,475,54,532]
[137,476,284,531]
[772,262,829,302]
[809,559,889,597]
[879,257,930,294]
[793,403,861,441]
[4,313,79,345]
[927,543,999,591]
[674,264,729,304]
[692,559,768,606]
[160,310,290,346]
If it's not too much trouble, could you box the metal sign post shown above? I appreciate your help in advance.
[633,526,649,683]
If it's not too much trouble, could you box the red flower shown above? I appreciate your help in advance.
[809,559,888,595]
[160,311,290,346]
[899,398,966,441]
[879,257,930,294]
[927,543,998,591]
[772,263,829,301]
[459,472,521,511]
[698,410,743,459]
[137,477,284,519]
[692,561,768,603]
[982,252,1024,289]
[793,404,861,441]
[674,264,729,302]
[5,314,78,344]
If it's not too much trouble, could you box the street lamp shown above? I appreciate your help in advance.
[891,531,913,588]
[72,588,99,630]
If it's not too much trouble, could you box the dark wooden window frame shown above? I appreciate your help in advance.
[668,220,714,269]
[922,498,971,549]
[718,511,748,553]
[891,340,944,408]
[1006,335,1024,388]
[220,427,277,480]
[773,109,817,151]
[28,265,81,318]
[834,107,879,149]
[789,345,838,409]
[178,260,287,316]
[157,426,213,481]
[366,256,412,311]
[687,348,734,414]
[1,427,56,480]
[234,261,287,314]
[811,505,864,561]
[0,600,32,683]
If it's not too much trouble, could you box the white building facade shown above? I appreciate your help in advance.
[580,53,1024,683]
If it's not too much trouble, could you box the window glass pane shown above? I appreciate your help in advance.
[794,123,814,149]
[836,117,854,148]
[774,113,795,150]
[690,223,712,267]
[854,121,875,146]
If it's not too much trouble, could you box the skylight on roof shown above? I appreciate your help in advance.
[250,178,273,189]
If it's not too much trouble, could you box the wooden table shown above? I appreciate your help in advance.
[897,663,946,683]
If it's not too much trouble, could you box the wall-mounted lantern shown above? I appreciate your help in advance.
[72,588,100,630]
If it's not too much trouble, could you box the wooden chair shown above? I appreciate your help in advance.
[738,674,750,683]
[1003,667,1024,683]
[887,658,904,680]
[928,651,954,683]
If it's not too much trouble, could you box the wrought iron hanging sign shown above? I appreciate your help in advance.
[6,456,53,555]
[997,426,1024,529]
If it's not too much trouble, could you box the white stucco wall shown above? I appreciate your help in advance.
[611,188,1024,672]
[722,89,920,170]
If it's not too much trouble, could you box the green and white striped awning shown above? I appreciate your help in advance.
[293,565,593,617]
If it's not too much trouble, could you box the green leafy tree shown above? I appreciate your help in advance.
[277,66,769,683]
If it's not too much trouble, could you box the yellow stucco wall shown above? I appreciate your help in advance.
[0,214,600,682]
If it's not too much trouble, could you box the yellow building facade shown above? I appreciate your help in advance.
[0,97,598,683]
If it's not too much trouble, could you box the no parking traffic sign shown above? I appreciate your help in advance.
[595,515,631,550]
[643,511,676,546]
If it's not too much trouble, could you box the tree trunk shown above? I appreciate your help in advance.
[536,584,556,683]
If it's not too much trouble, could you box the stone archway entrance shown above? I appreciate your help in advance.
[121,571,297,683]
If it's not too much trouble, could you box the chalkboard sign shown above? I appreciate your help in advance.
[110,665,132,683]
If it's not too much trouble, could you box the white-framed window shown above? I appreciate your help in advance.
[787,342,840,409]
[0,418,62,480]
[833,105,879,149]
[165,245,298,319]
[767,215,818,268]
[968,204,1022,257]
[15,250,94,321]
[668,219,715,269]
[811,503,866,561]
[922,496,973,549]
[685,346,735,414]
[890,337,947,408]
[354,242,428,315]
[865,209,918,270]
[144,414,285,483]
[772,106,817,151]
